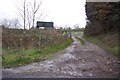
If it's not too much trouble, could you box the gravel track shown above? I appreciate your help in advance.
[2,36,119,78]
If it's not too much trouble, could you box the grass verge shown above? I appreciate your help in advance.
[3,38,73,68]
[76,37,85,45]
[84,32,119,56]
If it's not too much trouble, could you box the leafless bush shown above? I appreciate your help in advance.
[2,28,67,52]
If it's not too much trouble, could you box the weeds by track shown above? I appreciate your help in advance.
[2,28,73,68]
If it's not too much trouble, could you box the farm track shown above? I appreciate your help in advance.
[2,36,119,78]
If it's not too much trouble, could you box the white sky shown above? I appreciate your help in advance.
[0,0,87,29]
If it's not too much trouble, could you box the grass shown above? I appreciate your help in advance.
[84,32,119,56]
[76,37,85,45]
[2,38,73,68]
[72,31,84,37]
[71,31,85,45]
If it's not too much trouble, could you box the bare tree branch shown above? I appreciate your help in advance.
[26,3,32,29]
[17,0,28,29]
[31,0,43,27]
[16,0,46,29]
[36,9,49,21]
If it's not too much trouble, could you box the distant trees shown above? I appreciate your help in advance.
[10,19,20,28]
[0,18,20,29]
[2,19,10,27]
[73,24,79,30]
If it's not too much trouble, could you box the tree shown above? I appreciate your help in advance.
[30,0,43,28]
[17,0,47,29]
[26,5,32,29]
[23,0,26,29]
[17,0,28,29]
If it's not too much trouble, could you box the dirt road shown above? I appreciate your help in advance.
[2,36,119,78]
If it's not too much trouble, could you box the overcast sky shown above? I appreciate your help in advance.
[0,0,87,29]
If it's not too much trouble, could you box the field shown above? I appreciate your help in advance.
[2,28,73,68]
